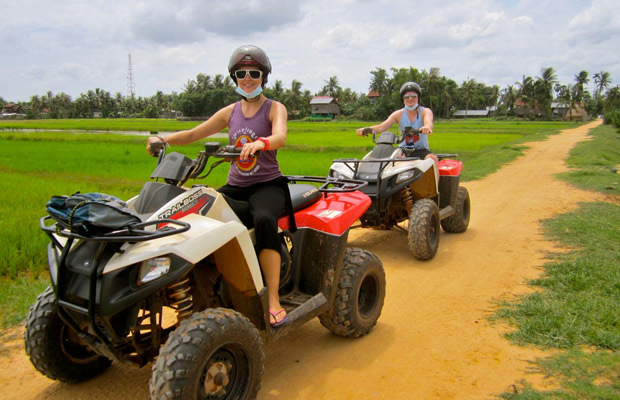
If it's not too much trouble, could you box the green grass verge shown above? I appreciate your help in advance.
[495,123,620,399]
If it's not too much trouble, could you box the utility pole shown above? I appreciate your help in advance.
[127,54,136,98]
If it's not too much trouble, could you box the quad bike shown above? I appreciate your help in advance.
[25,140,386,400]
[329,127,470,260]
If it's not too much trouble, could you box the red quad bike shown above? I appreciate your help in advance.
[329,127,471,260]
[25,141,386,400]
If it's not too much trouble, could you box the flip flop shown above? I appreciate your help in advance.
[269,309,288,327]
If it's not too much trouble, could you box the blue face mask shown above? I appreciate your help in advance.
[236,85,263,100]
[405,103,419,111]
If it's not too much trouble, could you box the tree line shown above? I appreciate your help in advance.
[1,66,619,124]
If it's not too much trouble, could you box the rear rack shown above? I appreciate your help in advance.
[285,175,368,193]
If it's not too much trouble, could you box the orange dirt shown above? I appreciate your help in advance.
[0,120,604,399]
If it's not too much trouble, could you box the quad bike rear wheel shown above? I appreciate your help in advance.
[441,186,471,233]
[408,199,440,260]
[150,308,264,400]
[24,285,112,383]
[319,247,386,337]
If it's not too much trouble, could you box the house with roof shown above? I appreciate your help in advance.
[310,96,340,119]
[452,106,497,118]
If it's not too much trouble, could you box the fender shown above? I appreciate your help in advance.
[104,213,264,295]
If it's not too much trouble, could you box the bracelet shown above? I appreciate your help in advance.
[257,137,270,150]
[156,135,169,147]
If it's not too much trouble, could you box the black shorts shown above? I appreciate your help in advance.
[218,177,287,254]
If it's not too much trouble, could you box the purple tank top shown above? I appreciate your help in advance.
[227,99,282,186]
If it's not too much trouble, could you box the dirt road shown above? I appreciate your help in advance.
[0,120,604,399]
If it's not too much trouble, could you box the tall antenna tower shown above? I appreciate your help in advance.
[127,54,136,98]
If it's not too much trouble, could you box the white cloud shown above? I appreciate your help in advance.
[1,0,618,102]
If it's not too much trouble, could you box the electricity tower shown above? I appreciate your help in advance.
[127,54,136,98]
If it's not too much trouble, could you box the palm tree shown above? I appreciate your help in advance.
[573,70,589,103]
[422,67,441,111]
[439,79,458,118]
[536,67,557,118]
[460,78,477,118]
[369,68,390,96]
[593,71,611,98]
[515,75,535,118]
[500,85,517,117]
[321,76,341,99]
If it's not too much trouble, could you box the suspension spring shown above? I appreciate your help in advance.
[402,186,414,212]
[168,278,193,321]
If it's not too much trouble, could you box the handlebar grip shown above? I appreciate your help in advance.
[149,141,166,158]
[362,127,373,136]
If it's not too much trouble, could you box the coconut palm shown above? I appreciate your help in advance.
[593,71,611,98]
[536,67,558,118]
[573,70,589,103]
[422,67,441,111]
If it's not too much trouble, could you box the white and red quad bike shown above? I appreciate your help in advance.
[25,141,386,400]
[329,127,471,260]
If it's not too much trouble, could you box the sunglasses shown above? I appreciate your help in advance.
[234,69,263,80]
[403,94,418,100]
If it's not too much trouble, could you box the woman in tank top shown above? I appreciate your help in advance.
[146,45,290,327]
[356,81,437,162]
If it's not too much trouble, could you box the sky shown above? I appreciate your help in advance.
[1,0,619,103]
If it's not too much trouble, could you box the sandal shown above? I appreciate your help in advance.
[269,309,288,327]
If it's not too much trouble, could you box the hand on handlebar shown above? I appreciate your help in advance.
[419,125,433,135]
[239,139,266,161]
[356,127,373,136]
[146,136,166,157]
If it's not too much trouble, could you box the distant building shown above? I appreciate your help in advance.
[551,102,570,119]
[367,90,380,104]
[452,106,496,118]
[1,103,25,119]
[310,96,340,119]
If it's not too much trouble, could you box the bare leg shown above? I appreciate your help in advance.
[258,249,286,324]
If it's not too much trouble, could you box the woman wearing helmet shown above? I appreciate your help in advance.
[146,45,290,327]
[356,81,437,162]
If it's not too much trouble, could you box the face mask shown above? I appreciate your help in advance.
[405,104,419,111]
[236,85,263,100]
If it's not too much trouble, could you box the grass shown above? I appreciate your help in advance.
[495,123,620,399]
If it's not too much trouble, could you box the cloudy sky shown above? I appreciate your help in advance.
[2,0,619,102]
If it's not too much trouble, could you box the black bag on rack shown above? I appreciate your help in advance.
[46,192,141,236]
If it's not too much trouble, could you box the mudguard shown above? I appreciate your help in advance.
[103,213,264,295]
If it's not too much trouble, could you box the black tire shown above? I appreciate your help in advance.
[319,248,386,338]
[24,285,112,383]
[441,186,471,233]
[407,199,440,260]
[150,308,264,400]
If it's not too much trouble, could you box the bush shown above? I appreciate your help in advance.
[603,109,620,128]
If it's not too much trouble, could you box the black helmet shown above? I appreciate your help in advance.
[228,45,272,86]
[400,81,422,100]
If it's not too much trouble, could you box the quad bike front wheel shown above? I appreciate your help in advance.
[24,285,112,383]
[441,186,471,233]
[150,308,264,400]
[319,247,386,338]
[408,199,440,260]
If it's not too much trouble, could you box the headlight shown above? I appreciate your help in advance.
[139,257,171,284]
[396,170,414,184]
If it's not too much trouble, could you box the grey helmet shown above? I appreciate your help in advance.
[399,81,422,101]
[228,45,272,87]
